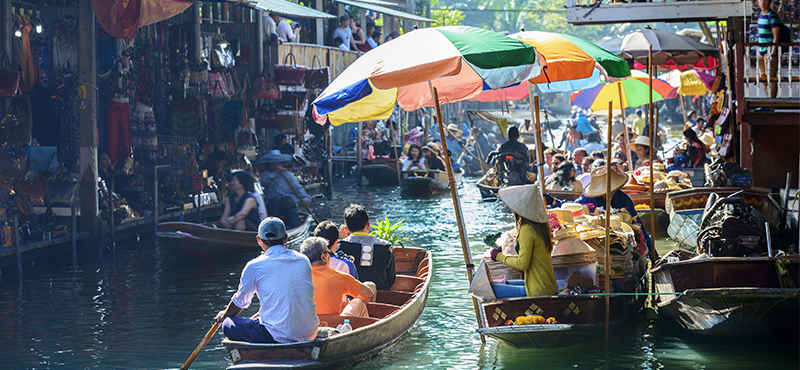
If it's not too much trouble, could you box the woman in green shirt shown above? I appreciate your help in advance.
[490,184,558,297]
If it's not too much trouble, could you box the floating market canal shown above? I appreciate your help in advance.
[0,181,797,369]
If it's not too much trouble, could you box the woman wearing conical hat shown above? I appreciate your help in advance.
[489,184,558,297]
[545,167,653,258]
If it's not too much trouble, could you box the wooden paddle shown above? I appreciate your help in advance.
[279,172,320,224]
[180,302,232,370]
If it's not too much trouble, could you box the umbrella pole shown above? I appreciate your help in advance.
[648,45,657,302]
[604,100,613,345]
[679,94,687,125]
[468,115,489,174]
[617,83,632,165]
[429,83,486,343]
[389,118,402,186]
[529,90,546,199]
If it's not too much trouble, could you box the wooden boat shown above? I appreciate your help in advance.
[476,170,499,201]
[628,192,668,209]
[474,258,647,348]
[303,182,326,199]
[401,169,462,196]
[362,160,400,186]
[651,250,800,336]
[636,208,670,239]
[221,247,432,369]
[157,213,312,259]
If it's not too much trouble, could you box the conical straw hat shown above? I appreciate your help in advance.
[583,167,629,198]
[498,184,548,224]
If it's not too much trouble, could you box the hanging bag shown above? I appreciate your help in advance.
[0,50,20,97]
[276,90,307,111]
[274,52,306,86]
[16,159,45,206]
[254,75,281,100]
[304,55,329,90]
[0,133,27,173]
[45,165,80,207]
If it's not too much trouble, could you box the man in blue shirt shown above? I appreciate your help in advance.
[258,151,311,229]
[574,110,594,135]
[757,0,781,98]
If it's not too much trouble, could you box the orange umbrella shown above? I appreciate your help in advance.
[93,0,192,40]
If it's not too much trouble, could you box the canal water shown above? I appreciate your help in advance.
[1,180,798,369]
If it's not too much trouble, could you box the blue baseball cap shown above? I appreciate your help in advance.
[258,217,286,241]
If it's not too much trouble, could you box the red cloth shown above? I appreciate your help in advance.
[107,100,131,170]
[92,0,192,40]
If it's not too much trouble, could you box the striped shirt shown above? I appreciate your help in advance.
[757,11,780,55]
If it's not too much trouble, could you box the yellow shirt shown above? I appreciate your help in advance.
[497,223,558,296]
[632,117,646,135]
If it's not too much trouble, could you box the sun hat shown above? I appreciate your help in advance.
[258,150,292,165]
[445,124,463,139]
[550,209,574,224]
[626,135,652,151]
[498,184,548,224]
[551,226,597,266]
[258,217,287,241]
[583,167,629,198]
[561,203,589,222]
[699,132,718,156]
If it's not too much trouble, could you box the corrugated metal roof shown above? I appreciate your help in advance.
[349,0,400,7]
[251,0,337,19]
[335,0,434,23]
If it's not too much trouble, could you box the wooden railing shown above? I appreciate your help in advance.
[278,43,359,83]
[740,42,800,99]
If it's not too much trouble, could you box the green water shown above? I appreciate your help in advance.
[0,180,797,369]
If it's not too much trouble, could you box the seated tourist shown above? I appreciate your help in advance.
[220,170,262,231]
[259,150,312,229]
[314,220,359,278]
[338,204,397,290]
[215,218,319,343]
[301,237,376,317]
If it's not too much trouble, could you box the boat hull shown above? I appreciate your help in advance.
[362,163,400,186]
[401,170,461,196]
[157,214,311,259]
[652,251,800,336]
[222,247,432,369]
[664,187,781,226]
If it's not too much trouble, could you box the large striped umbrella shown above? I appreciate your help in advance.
[569,75,673,111]
[312,26,543,125]
[660,69,716,96]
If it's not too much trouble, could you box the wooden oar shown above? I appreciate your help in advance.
[181,302,232,370]
[280,172,321,224]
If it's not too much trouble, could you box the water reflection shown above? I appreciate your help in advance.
[0,179,797,369]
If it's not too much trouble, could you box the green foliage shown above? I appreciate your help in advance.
[370,216,412,254]
[431,0,465,26]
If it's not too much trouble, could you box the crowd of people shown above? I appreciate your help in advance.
[214,204,396,344]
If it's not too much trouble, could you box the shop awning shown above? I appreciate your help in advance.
[349,0,399,6]
[335,0,435,23]
[251,0,337,19]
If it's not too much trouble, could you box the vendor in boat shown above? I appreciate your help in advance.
[489,184,558,297]
[339,204,396,290]
[422,144,446,171]
[273,133,294,155]
[301,237,376,317]
[671,129,709,169]
[220,170,262,231]
[546,167,653,255]
[402,144,426,172]
[498,126,529,159]
[544,161,583,193]
[198,149,228,180]
[258,150,311,229]
[314,220,359,278]
[215,218,319,343]
[627,136,661,170]
[444,123,464,160]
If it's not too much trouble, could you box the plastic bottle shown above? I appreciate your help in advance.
[340,319,352,334]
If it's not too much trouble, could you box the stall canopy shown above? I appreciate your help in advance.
[93,0,193,39]
[250,0,336,18]
[349,0,400,6]
[335,0,435,23]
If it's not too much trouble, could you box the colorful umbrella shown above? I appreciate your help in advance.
[660,70,716,96]
[570,77,671,111]
[620,28,718,66]
[469,31,631,100]
[312,26,543,125]
[633,56,719,71]
[92,0,192,40]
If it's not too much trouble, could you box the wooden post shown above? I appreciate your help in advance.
[429,82,485,343]
[648,45,657,269]
[255,10,264,75]
[529,92,545,198]
[315,0,324,45]
[78,0,99,238]
[617,83,633,167]
[389,118,402,186]
[604,100,613,343]
[679,94,687,125]
[191,4,202,64]
[326,125,333,197]
[357,121,363,187]
[13,213,21,275]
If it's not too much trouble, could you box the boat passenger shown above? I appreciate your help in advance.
[98,152,116,190]
[627,135,661,170]
[401,144,426,172]
[258,151,311,229]
[198,149,228,180]
[422,144,445,171]
[574,110,594,135]
[576,157,595,188]
[583,131,605,154]
[220,170,261,231]
[444,123,464,160]
[558,122,583,153]
[489,184,558,298]
[215,218,319,343]
[675,128,709,168]
[544,161,583,193]
[498,126,529,159]
[546,167,653,256]
[338,204,396,290]
[571,147,588,176]
[542,147,557,177]
[301,237,376,317]
[314,220,359,279]
[273,133,295,156]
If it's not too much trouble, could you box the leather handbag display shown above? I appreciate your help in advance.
[304,55,329,90]
[274,52,306,86]
[16,159,45,206]
[254,75,280,100]
[277,113,300,134]
[276,90,307,111]
[254,107,278,130]
[45,165,80,207]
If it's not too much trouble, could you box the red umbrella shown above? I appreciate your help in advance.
[93,0,192,40]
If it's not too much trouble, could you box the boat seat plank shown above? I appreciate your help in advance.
[390,275,424,293]
[318,315,379,330]
[375,290,412,306]
[367,302,403,319]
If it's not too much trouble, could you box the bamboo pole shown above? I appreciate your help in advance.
[679,94,687,125]
[617,83,633,165]
[429,83,485,343]
[389,118,402,186]
[648,45,657,298]
[604,100,613,344]
[529,92,546,199]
